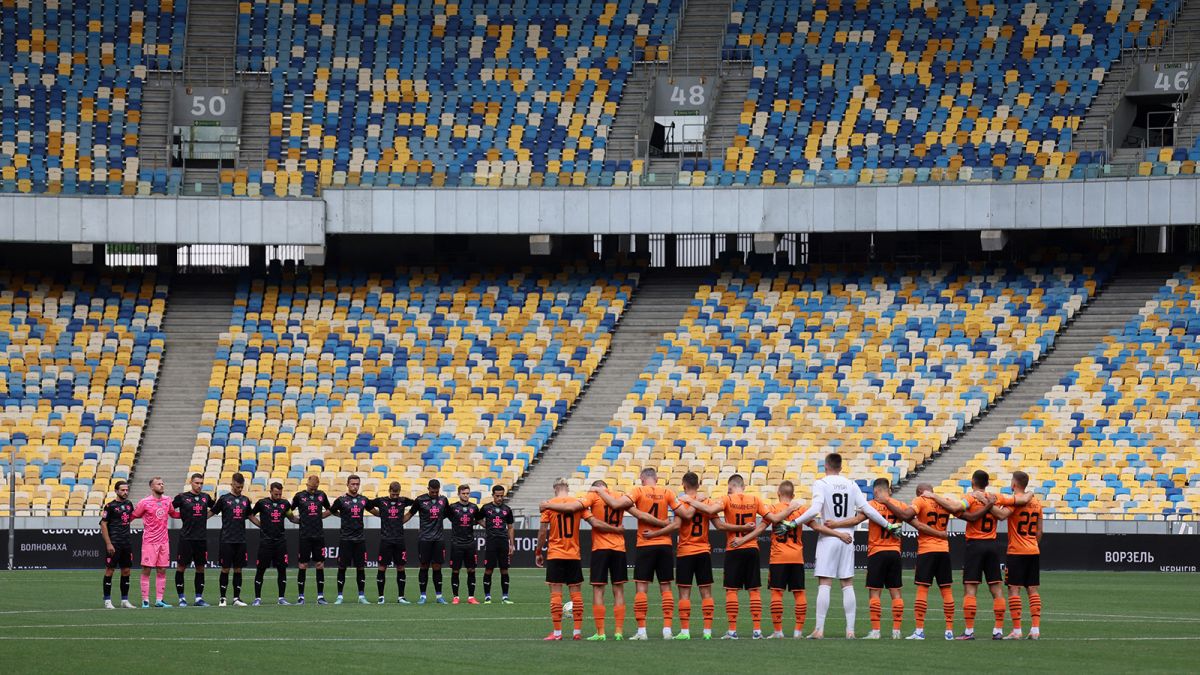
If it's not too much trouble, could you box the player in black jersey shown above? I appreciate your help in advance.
[100,480,135,609]
[172,473,216,607]
[476,484,516,604]
[331,474,371,604]
[211,473,253,607]
[409,478,452,604]
[368,481,414,604]
[449,484,481,604]
[250,481,295,606]
[292,474,332,604]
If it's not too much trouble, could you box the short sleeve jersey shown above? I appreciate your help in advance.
[540,496,583,560]
[292,490,332,539]
[768,501,805,564]
[212,493,252,544]
[721,493,770,551]
[629,485,678,547]
[412,494,452,542]
[173,491,216,541]
[370,496,413,542]
[675,497,713,557]
[997,494,1042,555]
[100,498,134,547]
[330,494,369,542]
[867,498,905,555]
[961,493,999,540]
[251,498,291,542]
[912,496,951,554]
[582,491,625,552]
[449,501,480,547]
[477,503,515,541]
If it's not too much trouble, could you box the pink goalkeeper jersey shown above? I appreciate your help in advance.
[133,495,177,545]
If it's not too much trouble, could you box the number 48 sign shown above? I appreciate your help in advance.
[655,77,715,116]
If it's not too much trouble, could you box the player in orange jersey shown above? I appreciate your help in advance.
[825,477,915,639]
[907,483,956,640]
[537,478,585,641]
[925,470,1005,639]
[592,468,679,640]
[730,480,848,639]
[990,470,1042,640]
[543,479,630,641]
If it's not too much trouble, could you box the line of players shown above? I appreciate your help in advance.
[99,473,516,608]
[535,453,1044,641]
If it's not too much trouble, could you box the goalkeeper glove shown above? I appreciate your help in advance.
[773,520,797,537]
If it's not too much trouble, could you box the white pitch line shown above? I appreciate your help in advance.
[0,635,1198,643]
[2,615,547,629]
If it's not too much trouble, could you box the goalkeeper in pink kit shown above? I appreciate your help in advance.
[132,477,179,608]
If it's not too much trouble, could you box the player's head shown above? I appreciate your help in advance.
[457,484,471,502]
[269,481,283,499]
[1011,470,1030,492]
[916,482,933,497]
[872,477,891,499]
[149,476,164,496]
[727,474,745,493]
[553,477,570,496]
[590,479,608,490]
[681,471,699,492]
[389,481,402,498]
[971,469,990,490]
[639,467,657,485]
[427,478,441,498]
[347,474,361,495]
[231,472,245,495]
[777,480,794,500]
[824,453,843,475]
[189,472,204,493]
[491,484,506,504]
[305,474,320,492]
[114,480,129,500]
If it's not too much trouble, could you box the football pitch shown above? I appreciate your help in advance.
[0,569,1196,673]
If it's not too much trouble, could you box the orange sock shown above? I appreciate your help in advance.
[634,592,648,629]
[940,586,956,632]
[770,589,784,632]
[1008,596,1022,631]
[992,595,1006,630]
[869,596,882,631]
[702,597,715,631]
[550,591,563,632]
[914,585,929,630]
[614,602,626,635]
[571,591,584,632]
[594,601,606,634]
[1029,592,1041,629]
[891,597,904,632]
[725,589,739,630]
[964,594,977,632]
[749,593,762,632]
[678,593,691,629]
[793,590,807,633]
[661,590,674,630]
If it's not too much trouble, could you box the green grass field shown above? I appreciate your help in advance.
[0,569,1196,673]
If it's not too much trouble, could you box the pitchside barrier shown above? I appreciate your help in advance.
[3,529,1196,573]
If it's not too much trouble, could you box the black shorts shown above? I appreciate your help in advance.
[866,551,903,590]
[219,542,248,569]
[768,563,805,591]
[484,539,510,570]
[545,558,584,585]
[338,540,367,567]
[915,552,954,587]
[675,552,714,587]
[378,540,407,567]
[633,545,674,583]
[724,548,762,590]
[450,544,478,570]
[1005,554,1041,587]
[106,545,133,570]
[298,536,326,564]
[963,539,1003,584]
[176,539,208,568]
[257,540,288,569]
[418,540,445,565]
[590,549,629,585]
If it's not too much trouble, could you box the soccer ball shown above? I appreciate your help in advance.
[562,600,573,613]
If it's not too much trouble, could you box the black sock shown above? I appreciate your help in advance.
[194,572,205,599]
[467,569,476,598]
[255,568,265,599]
[233,572,242,599]
[452,570,460,597]
[219,572,229,598]
[120,575,130,600]
[433,568,443,595]
[397,569,406,597]
[377,570,387,597]
[298,568,307,596]
[337,568,346,595]
[316,569,325,596]
[356,568,365,595]
[483,570,493,597]
[103,575,113,600]
[501,572,510,597]
[276,568,287,598]
[419,567,429,594]
[175,570,186,597]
